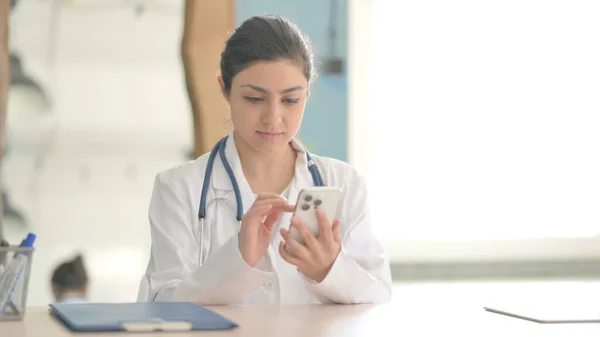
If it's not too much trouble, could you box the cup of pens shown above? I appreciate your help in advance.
[0,233,36,321]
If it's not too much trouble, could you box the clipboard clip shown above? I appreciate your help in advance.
[121,318,193,332]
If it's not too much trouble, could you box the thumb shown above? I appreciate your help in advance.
[332,220,342,244]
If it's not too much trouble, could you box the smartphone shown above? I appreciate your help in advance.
[289,186,342,245]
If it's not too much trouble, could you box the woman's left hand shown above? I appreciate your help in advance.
[279,209,342,283]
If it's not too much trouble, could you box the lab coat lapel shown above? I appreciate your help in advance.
[290,137,315,195]
[276,138,315,232]
[269,139,319,304]
[211,133,255,217]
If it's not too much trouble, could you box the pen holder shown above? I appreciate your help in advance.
[0,246,34,321]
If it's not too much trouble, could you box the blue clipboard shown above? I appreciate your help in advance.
[49,302,238,332]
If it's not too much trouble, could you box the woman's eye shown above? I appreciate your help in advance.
[283,98,300,104]
[244,96,263,103]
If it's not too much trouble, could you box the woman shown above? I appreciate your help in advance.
[51,255,89,304]
[139,15,392,305]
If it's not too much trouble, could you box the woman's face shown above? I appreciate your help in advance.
[220,60,308,154]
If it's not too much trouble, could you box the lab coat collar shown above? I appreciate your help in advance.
[211,132,314,202]
[289,138,315,189]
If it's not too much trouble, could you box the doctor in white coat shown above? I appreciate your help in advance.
[138,14,392,306]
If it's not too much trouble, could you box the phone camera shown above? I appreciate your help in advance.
[314,199,322,206]
[302,204,310,210]
[304,195,313,202]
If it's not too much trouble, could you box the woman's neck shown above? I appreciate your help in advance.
[234,132,297,194]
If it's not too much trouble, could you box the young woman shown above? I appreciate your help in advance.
[139,14,392,305]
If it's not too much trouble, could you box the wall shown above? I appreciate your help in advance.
[237,0,349,162]
[5,0,189,306]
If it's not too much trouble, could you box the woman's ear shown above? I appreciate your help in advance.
[217,76,228,100]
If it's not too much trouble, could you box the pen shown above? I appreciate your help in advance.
[0,233,37,315]
[18,233,36,251]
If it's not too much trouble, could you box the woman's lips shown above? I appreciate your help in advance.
[257,131,283,140]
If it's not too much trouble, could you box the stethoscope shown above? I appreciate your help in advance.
[196,135,325,262]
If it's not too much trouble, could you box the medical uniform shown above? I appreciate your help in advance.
[138,133,392,305]
[56,293,88,304]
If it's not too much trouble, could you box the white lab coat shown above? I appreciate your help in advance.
[138,134,392,305]
[56,293,88,304]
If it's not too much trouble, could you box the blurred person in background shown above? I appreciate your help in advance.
[51,254,89,304]
[0,0,12,243]
[181,0,234,159]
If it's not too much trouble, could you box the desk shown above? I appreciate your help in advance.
[3,302,600,337]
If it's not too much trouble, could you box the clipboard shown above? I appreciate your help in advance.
[49,302,238,332]
[484,306,600,324]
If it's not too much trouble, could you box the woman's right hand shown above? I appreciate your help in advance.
[238,193,295,267]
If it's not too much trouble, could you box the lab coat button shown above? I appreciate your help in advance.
[263,280,273,291]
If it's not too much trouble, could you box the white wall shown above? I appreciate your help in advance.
[5,0,191,305]
[351,0,600,262]
[347,0,373,182]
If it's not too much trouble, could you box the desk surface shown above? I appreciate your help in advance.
[4,302,600,337]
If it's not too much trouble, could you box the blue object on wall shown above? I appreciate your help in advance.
[236,0,348,162]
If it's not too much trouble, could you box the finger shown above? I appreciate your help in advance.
[248,203,289,221]
[279,241,303,267]
[254,198,295,213]
[332,220,342,244]
[253,192,295,210]
[316,209,333,241]
[263,210,283,230]
[255,193,288,203]
[245,204,273,219]
[253,198,286,209]
[254,195,285,203]
[280,228,312,260]
[290,216,318,250]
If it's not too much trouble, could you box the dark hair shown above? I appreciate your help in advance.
[51,254,88,290]
[220,14,316,95]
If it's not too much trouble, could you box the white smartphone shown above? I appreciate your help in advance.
[288,186,342,245]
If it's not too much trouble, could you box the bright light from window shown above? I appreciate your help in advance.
[370,0,600,241]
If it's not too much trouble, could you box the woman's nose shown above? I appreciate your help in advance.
[261,101,282,124]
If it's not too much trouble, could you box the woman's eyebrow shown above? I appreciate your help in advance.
[240,84,304,94]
